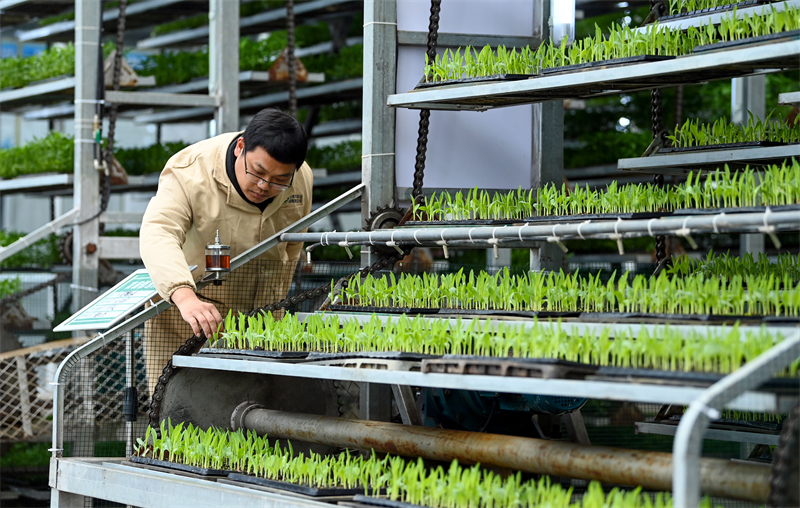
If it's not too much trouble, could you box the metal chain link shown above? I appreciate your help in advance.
[411,0,442,205]
[286,0,297,117]
[652,88,667,262]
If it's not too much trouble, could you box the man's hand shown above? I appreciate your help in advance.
[171,287,223,338]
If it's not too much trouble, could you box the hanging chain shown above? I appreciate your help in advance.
[652,88,667,262]
[286,0,297,117]
[411,0,442,205]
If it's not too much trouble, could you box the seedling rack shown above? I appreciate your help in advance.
[130,455,233,477]
[226,473,366,496]
[618,145,800,173]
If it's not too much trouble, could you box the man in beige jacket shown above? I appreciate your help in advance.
[140,109,312,391]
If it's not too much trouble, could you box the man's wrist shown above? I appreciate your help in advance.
[170,287,197,306]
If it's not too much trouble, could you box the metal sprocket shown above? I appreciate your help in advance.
[365,205,406,231]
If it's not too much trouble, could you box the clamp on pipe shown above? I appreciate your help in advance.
[675,217,698,250]
[547,225,569,253]
[611,218,625,255]
[435,230,449,259]
[758,207,782,249]
[488,228,500,259]
[231,401,266,431]
[386,230,404,255]
[338,232,354,259]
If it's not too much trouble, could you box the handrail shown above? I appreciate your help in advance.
[672,330,800,507]
[50,184,364,456]
[0,208,79,263]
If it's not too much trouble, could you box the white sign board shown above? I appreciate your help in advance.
[395,0,535,190]
[53,269,157,332]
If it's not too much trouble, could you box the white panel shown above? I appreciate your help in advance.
[395,46,532,190]
[396,0,534,36]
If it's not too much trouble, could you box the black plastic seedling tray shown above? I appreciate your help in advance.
[403,218,519,226]
[130,456,232,476]
[352,495,426,508]
[657,0,767,22]
[415,73,532,90]
[198,348,309,359]
[659,140,789,154]
[579,312,771,323]
[539,55,675,76]
[227,473,365,496]
[424,355,598,379]
[673,203,800,215]
[306,351,440,361]
[329,305,580,319]
[595,366,800,392]
[693,29,800,52]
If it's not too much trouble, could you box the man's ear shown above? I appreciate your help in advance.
[235,136,245,157]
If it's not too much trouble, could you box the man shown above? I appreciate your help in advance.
[140,108,312,392]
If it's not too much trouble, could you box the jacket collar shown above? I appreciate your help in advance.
[213,131,293,218]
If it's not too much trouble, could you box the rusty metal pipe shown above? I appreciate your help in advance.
[232,406,769,503]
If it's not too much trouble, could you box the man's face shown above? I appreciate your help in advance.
[235,137,296,203]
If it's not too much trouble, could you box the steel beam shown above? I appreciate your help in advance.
[779,91,800,106]
[635,422,780,446]
[72,0,101,311]
[0,208,78,262]
[105,91,219,108]
[97,237,140,260]
[49,458,329,507]
[234,408,770,503]
[361,0,397,266]
[209,0,239,133]
[172,354,791,413]
[0,77,75,108]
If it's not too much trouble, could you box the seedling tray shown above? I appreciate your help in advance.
[659,414,782,433]
[539,55,675,76]
[130,455,232,476]
[198,348,308,359]
[404,212,669,227]
[423,355,598,379]
[329,305,439,315]
[436,308,580,319]
[415,74,531,90]
[659,140,789,154]
[579,312,776,323]
[352,495,426,508]
[306,351,439,361]
[693,29,800,52]
[657,0,768,22]
[227,473,365,496]
[673,203,800,215]
[330,305,579,319]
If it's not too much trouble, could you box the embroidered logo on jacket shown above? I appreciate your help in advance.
[284,194,303,204]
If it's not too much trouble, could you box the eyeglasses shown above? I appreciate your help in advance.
[243,149,294,192]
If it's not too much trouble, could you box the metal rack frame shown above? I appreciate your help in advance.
[617,144,800,174]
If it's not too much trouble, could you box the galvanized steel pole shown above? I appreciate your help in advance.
[232,407,770,503]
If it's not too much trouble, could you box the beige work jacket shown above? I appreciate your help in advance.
[140,131,313,304]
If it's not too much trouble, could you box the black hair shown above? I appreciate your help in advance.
[242,108,308,169]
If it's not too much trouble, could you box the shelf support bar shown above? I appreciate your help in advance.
[209,0,239,133]
[672,330,800,507]
[361,0,398,266]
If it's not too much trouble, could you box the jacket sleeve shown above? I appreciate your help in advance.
[283,163,314,265]
[140,167,196,302]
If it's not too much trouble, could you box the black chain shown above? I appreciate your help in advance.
[104,0,126,162]
[652,88,667,262]
[286,0,297,117]
[411,0,442,205]
[0,273,68,310]
[768,400,800,508]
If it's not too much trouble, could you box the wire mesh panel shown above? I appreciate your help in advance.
[0,339,87,442]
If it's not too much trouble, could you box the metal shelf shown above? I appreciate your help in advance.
[0,70,319,114]
[386,39,800,111]
[0,173,160,196]
[779,91,800,106]
[635,0,799,32]
[134,77,363,124]
[617,144,800,174]
[136,0,362,50]
[635,422,780,446]
[14,0,208,43]
[0,0,74,27]
[172,353,794,413]
[50,458,330,508]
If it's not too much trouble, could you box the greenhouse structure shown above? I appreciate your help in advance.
[1,0,800,507]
